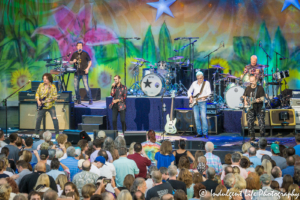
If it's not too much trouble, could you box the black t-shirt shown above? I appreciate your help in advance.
[243,85,265,111]
[0,174,9,178]
[70,50,91,75]
[146,182,173,200]
[167,180,187,194]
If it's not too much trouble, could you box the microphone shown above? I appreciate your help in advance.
[192,40,197,43]
[67,52,71,57]
[173,49,178,52]
[134,37,140,40]
[78,49,82,53]
[280,57,287,60]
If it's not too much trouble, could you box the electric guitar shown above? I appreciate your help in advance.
[164,91,177,134]
[189,94,211,108]
[37,97,47,110]
[244,96,258,113]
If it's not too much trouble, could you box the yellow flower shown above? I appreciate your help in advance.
[89,65,115,98]
[209,57,230,74]
[10,68,32,90]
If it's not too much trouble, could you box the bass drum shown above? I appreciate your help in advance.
[141,73,165,97]
[225,86,245,109]
[224,83,236,93]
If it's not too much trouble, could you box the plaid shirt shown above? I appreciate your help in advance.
[204,152,222,175]
[72,171,99,196]
[59,157,81,181]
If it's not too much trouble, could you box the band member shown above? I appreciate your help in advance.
[243,75,266,140]
[241,55,263,82]
[69,42,93,105]
[35,73,59,136]
[188,71,211,139]
[109,75,127,133]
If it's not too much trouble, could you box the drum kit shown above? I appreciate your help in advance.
[127,57,188,97]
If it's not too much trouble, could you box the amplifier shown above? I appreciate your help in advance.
[45,102,75,130]
[124,131,147,146]
[293,90,300,98]
[293,107,300,129]
[207,109,221,115]
[270,109,296,126]
[207,103,218,110]
[19,102,44,129]
[290,98,300,107]
[31,81,59,91]
[80,88,101,101]
[19,91,36,101]
[19,91,72,102]
[241,110,271,127]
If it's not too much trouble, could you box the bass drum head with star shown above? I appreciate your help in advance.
[141,73,165,97]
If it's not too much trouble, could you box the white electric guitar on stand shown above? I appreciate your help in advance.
[164,91,177,134]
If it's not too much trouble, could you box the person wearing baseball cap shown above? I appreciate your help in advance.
[252,174,280,199]
[39,149,50,172]
[90,156,106,176]
[270,143,287,170]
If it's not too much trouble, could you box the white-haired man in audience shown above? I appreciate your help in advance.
[204,142,222,175]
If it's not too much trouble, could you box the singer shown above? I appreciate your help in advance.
[69,42,93,105]
[35,73,59,137]
[109,75,127,133]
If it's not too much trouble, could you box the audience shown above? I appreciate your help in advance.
[2,131,300,200]
[294,134,300,156]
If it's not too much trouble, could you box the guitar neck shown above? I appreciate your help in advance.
[170,97,174,121]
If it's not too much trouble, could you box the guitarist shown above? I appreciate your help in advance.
[188,71,211,139]
[243,75,266,140]
[35,73,59,136]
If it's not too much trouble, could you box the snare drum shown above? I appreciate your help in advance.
[143,68,157,77]
[141,73,165,96]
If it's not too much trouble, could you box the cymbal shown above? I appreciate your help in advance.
[220,73,231,76]
[211,65,225,69]
[227,75,237,79]
[168,56,184,60]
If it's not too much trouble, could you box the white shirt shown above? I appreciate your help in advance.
[188,80,211,99]
[99,164,114,193]
[256,150,272,159]
[59,153,67,161]
[106,162,116,177]
[90,164,101,176]
[274,177,283,187]
[4,171,14,177]
[145,178,154,197]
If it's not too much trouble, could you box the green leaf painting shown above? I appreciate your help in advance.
[159,22,173,61]
[142,25,156,64]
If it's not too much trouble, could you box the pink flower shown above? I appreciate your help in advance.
[32,4,118,65]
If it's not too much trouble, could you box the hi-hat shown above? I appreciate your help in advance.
[168,56,184,60]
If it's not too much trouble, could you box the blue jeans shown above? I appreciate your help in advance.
[193,101,208,135]
[74,74,92,100]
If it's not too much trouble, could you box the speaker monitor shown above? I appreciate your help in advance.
[174,140,206,150]
[270,109,296,126]
[63,130,81,144]
[0,106,19,129]
[45,102,74,130]
[93,130,118,140]
[124,131,147,146]
[19,103,43,129]
[241,110,271,127]
[80,88,101,101]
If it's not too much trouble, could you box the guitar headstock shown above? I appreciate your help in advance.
[171,90,176,98]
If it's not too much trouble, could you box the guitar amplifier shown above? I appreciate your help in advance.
[56,91,72,103]
[290,98,300,107]
[19,91,36,101]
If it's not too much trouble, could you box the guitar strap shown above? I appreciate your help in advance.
[198,81,206,97]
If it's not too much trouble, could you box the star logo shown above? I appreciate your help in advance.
[281,0,300,12]
[144,79,152,88]
[147,0,176,21]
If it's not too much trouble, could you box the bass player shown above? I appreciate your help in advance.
[188,71,211,139]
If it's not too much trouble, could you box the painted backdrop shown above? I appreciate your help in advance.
[0,0,300,101]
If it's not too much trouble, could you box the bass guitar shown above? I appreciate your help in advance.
[37,97,53,111]
[189,94,211,108]
[243,96,259,113]
[164,91,177,134]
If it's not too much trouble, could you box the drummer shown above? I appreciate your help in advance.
[241,55,263,82]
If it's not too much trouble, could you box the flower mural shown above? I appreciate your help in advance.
[31,4,118,66]
[10,68,32,90]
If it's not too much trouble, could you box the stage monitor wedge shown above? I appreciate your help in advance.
[124,131,147,146]
[270,109,296,126]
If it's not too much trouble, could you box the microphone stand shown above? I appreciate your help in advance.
[161,88,166,142]
[2,80,31,136]
[259,43,271,96]
[203,43,223,85]
[117,37,140,87]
